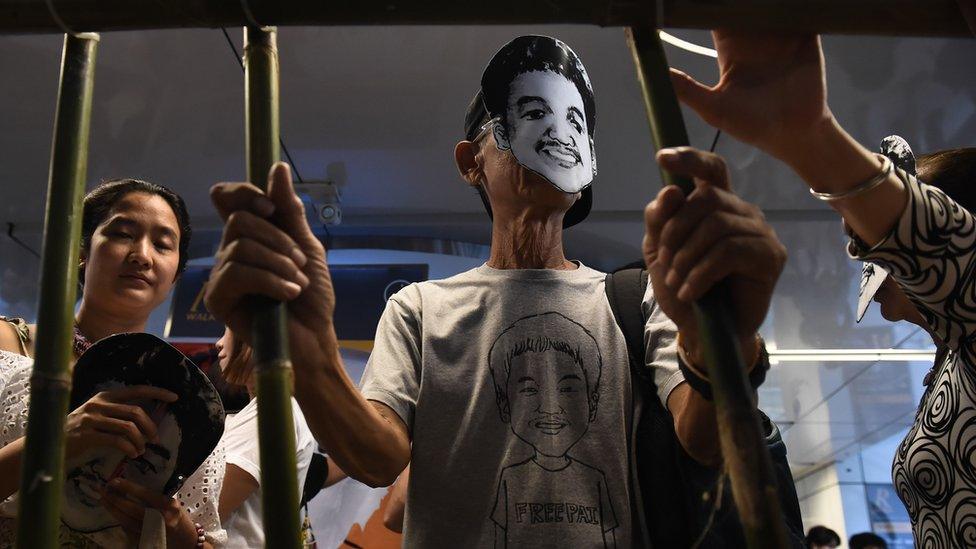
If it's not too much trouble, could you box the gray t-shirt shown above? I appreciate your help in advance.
[360,263,682,548]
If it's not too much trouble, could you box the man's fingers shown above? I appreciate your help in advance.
[205,262,304,321]
[657,184,759,268]
[669,68,718,124]
[665,212,769,287]
[643,186,685,267]
[656,147,731,191]
[676,236,779,302]
[217,237,310,289]
[266,162,317,245]
[219,210,308,269]
[209,182,275,221]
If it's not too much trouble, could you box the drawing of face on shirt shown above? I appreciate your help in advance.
[490,312,602,460]
[507,350,590,459]
[488,312,617,548]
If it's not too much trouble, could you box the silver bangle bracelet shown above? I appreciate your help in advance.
[809,154,893,202]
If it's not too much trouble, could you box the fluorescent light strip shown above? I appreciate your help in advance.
[658,31,718,58]
[768,349,936,363]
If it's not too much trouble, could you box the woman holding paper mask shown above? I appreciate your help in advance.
[0,179,224,547]
[666,30,976,547]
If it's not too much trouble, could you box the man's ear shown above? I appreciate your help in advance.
[492,124,511,151]
[454,140,483,187]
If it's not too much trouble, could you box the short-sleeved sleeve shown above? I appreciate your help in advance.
[223,400,261,483]
[359,284,423,432]
[848,168,976,359]
[641,283,684,406]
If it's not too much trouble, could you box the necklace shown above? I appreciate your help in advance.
[73,324,93,357]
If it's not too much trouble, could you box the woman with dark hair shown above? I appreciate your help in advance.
[664,29,976,547]
[0,179,225,547]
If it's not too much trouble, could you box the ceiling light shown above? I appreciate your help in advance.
[658,31,718,58]
[767,348,936,365]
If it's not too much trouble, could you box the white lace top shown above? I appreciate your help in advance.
[0,349,227,547]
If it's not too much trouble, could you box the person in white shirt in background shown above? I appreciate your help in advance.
[214,328,317,547]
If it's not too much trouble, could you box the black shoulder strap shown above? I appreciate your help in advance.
[605,267,651,383]
[300,452,329,508]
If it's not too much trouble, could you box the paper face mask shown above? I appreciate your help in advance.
[855,134,916,323]
[63,333,225,533]
[481,35,596,194]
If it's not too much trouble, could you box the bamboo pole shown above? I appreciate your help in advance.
[0,0,969,35]
[624,26,788,548]
[243,25,302,549]
[16,32,98,549]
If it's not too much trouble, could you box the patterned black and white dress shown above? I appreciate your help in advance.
[848,167,976,548]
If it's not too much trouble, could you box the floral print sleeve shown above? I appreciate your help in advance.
[848,167,976,363]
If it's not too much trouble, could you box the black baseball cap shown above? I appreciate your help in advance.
[463,91,592,229]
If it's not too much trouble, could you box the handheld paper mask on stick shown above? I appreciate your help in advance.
[481,35,597,195]
[63,333,225,533]
[856,135,917,322]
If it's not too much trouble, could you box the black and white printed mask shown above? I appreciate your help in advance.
[481,35,597,194]
[856,135,917,322]
[63,333,225,533]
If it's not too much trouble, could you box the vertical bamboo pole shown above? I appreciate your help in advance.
[243,25,302,548]
[16,32,99,549]
[625,26,788,548]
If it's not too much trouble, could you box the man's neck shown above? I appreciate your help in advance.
[75,300,148,342]
[487,212,575,270]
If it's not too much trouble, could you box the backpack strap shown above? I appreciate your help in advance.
[300,452,329,508]
[605,267,650,384]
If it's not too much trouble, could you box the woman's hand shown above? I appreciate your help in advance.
[101,478,205,548]
[205,162,338,373]
[644,147,786,358]
[65,386,177,460]
[669,30,830,162]
[673,30,908,246]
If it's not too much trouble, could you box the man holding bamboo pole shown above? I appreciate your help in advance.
[204,35,785,547]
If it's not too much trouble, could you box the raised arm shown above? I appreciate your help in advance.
[205,163,410,487]
[668,31,906,248]
[669,30,976,352]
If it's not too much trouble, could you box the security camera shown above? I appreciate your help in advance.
[295,181,341,226]
[318,203,341,225]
